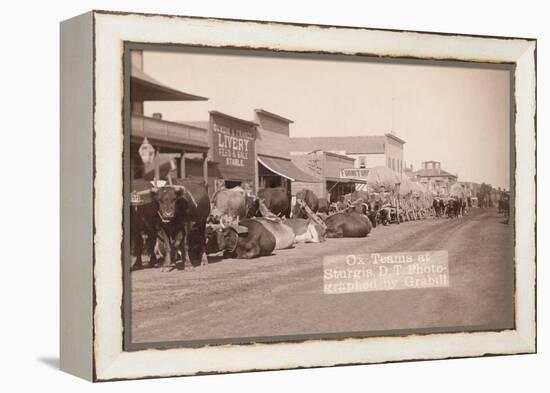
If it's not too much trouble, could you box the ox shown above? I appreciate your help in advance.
[152,180,210,271]
[432,198,442,217]
[258,187,291,218]
[346,192,378,227]
[210,186,258,223]
[438,198,446,217]
[317,197,329,214]
[324,211,373,238]
[348,191,371,216]
[292,189,319,218]
[130,179,158,270]
[445,198,460,218]
[206,217,295,259]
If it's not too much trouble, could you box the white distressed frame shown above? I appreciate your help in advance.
[91,11,536,381]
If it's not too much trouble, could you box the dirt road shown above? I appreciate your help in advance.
[130,208,514,345]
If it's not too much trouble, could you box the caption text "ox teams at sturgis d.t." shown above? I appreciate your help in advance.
[323,250,449,294]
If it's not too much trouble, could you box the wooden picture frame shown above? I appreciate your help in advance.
[60,10,536,381]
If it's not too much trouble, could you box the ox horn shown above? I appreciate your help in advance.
[236,225,248,234]
[206,222,222,231]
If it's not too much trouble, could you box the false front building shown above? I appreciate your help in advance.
[184,109,320,196]
[290,150,363,203]
[208,111,258,191]
[254,109,322,196]
[289,133,406,200]
[289,133,406,174]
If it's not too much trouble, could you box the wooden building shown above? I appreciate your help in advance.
[414,161,458,196]
[290,133,406,174]
[290,150,366,203]
[208,111,258,192]
[130,51,211,186]
[254,109,321,196]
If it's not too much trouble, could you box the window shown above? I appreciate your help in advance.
[358,156,366,168]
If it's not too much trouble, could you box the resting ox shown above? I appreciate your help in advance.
[206,217,295,259]
[324,211,373,238]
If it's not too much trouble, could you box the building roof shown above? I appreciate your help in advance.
[258,155,321,183]
[177,120,209,130]
[385,133,406,145]
[290,136,387,154]
[254,109,294,124]
[323,150,356,161]
[414,167,458,178]
[209,111,259,127]
[131,67,208,101]
[131,114,209,152]
[325,177,367,184]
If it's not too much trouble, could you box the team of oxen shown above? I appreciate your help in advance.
[130,179,466,272]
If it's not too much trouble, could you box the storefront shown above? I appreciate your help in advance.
[254,109,322,195]
[209,111,258,193]
[129,57,212,185]
[290,151,367,202]
[339,168,370,191]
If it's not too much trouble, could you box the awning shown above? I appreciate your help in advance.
[258,155,321,183]
[326,177,368,184]
[131,67,209,102]
[326,177,351,183]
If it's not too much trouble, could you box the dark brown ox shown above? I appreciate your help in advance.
[325,211,373,238]
[130,179,158,270]
[206,218,294,259]
[153,180,210,271]
[292,189,319,218]
[318,197,329,214]
[257,187,290,218]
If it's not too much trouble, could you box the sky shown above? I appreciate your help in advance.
[141,49,511,189]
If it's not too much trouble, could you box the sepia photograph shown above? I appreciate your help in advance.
[125,46,515,348]
[53,8,539,381]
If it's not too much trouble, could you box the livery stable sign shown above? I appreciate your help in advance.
[210,111,256,182]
